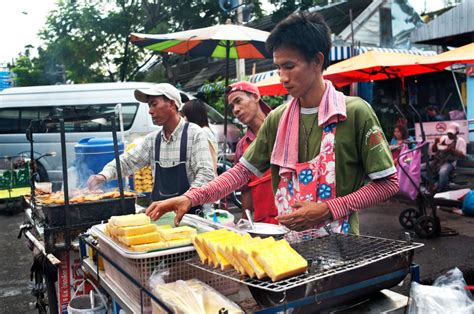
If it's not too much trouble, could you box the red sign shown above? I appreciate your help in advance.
[435,122,447,133]
[467,66,474,77]
[57,251,90,313]
[57,252,71,314]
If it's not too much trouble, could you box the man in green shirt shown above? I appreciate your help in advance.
[145,11,398,234]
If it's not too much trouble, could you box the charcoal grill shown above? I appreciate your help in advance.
[188,232,423,312]
[26,107,134,253]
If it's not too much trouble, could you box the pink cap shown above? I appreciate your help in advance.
[225,81,271,115]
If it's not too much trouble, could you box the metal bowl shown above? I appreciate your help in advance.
[236,219,289,238]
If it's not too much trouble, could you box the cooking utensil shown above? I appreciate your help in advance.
[236,219,289,238]
[245,209,256,230]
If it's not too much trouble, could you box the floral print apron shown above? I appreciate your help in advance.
[275,122,350,239]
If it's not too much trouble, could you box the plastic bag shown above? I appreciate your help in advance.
[149,269,243,314]
[408,268,474,314]
[397,144,421,200]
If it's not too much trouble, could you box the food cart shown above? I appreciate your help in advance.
[19,107,135,313]
[79,214,424,313]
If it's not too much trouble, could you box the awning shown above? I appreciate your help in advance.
[197,46,436,93]
[330,46,352,61]
[355,47,436,56]
[246,47,436,84]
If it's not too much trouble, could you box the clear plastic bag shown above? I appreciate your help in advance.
[408,268,474,314]
[149,269,243,314]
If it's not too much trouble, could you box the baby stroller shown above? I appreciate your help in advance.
[395,104,458,238]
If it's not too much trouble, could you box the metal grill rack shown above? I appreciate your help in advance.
[187,233,423,293]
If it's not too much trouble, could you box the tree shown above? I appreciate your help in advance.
[9,0,265,86]
[268,0,323,22]
[38,0,146,83]
[9,55,47,86]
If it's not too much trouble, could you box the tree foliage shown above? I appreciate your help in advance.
[9,0,264,87]
[269,0,324,22]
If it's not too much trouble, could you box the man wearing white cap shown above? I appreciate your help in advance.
[87,83,215,212]
[432,122,467,192]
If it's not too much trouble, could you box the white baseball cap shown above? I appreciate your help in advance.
[447,122,460,135]
[134,83,183,110]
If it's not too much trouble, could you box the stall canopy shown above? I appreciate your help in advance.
[256,50,454,95]
[130,23,270,59]
[323,51,449,87]
[130,21,271,151]
[255,74,287,96]
[423,43,474,66]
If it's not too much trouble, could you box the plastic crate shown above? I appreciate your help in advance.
[95,225,240,312]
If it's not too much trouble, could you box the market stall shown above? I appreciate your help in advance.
[19,107,136,313]
[79,211,424,313]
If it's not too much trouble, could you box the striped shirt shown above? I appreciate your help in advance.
[184,163,398,223]
[100,117,215,188]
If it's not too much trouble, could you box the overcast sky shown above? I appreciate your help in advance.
[0,0,450,64]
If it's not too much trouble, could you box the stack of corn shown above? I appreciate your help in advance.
[133,166,153,193]
[192,229,308,282]
[106,213,197,252]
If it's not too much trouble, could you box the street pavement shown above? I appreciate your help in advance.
[0,209,36,314]
[0,200,473,313]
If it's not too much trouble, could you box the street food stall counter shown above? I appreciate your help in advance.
[79,214,423,313]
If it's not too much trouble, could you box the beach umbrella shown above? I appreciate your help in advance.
[130,22,271,152]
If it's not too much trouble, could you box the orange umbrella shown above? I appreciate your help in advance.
[255,74,287,96]
[422,43,474,65]
[256,50,451,95]
[323,50,448,87]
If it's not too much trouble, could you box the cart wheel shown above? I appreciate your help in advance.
[399,208,420,229]
[414,216,439,238]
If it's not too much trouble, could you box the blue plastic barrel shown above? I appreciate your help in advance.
[75,138,124,189]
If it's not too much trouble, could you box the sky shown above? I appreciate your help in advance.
[0,0,453,64]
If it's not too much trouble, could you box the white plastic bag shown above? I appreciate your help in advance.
[148,269,243,314]
[408,268,474,314]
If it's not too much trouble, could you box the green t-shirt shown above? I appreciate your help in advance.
[241,96,395,234]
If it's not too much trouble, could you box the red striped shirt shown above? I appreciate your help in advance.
[184,162,253,206]
[184,163,399,220]
[326,172,399,220]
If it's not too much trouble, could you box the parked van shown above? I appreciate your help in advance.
[0,82,241,185]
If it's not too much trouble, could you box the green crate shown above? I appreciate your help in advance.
[0,163,30,189]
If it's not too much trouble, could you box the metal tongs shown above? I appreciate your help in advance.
[245,209,256,230]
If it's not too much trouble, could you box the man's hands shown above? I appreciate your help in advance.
[276,201,331,231]
[146,196,192,226]
[87,174,106,190]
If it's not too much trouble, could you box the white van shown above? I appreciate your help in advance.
[0,82,241,185]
